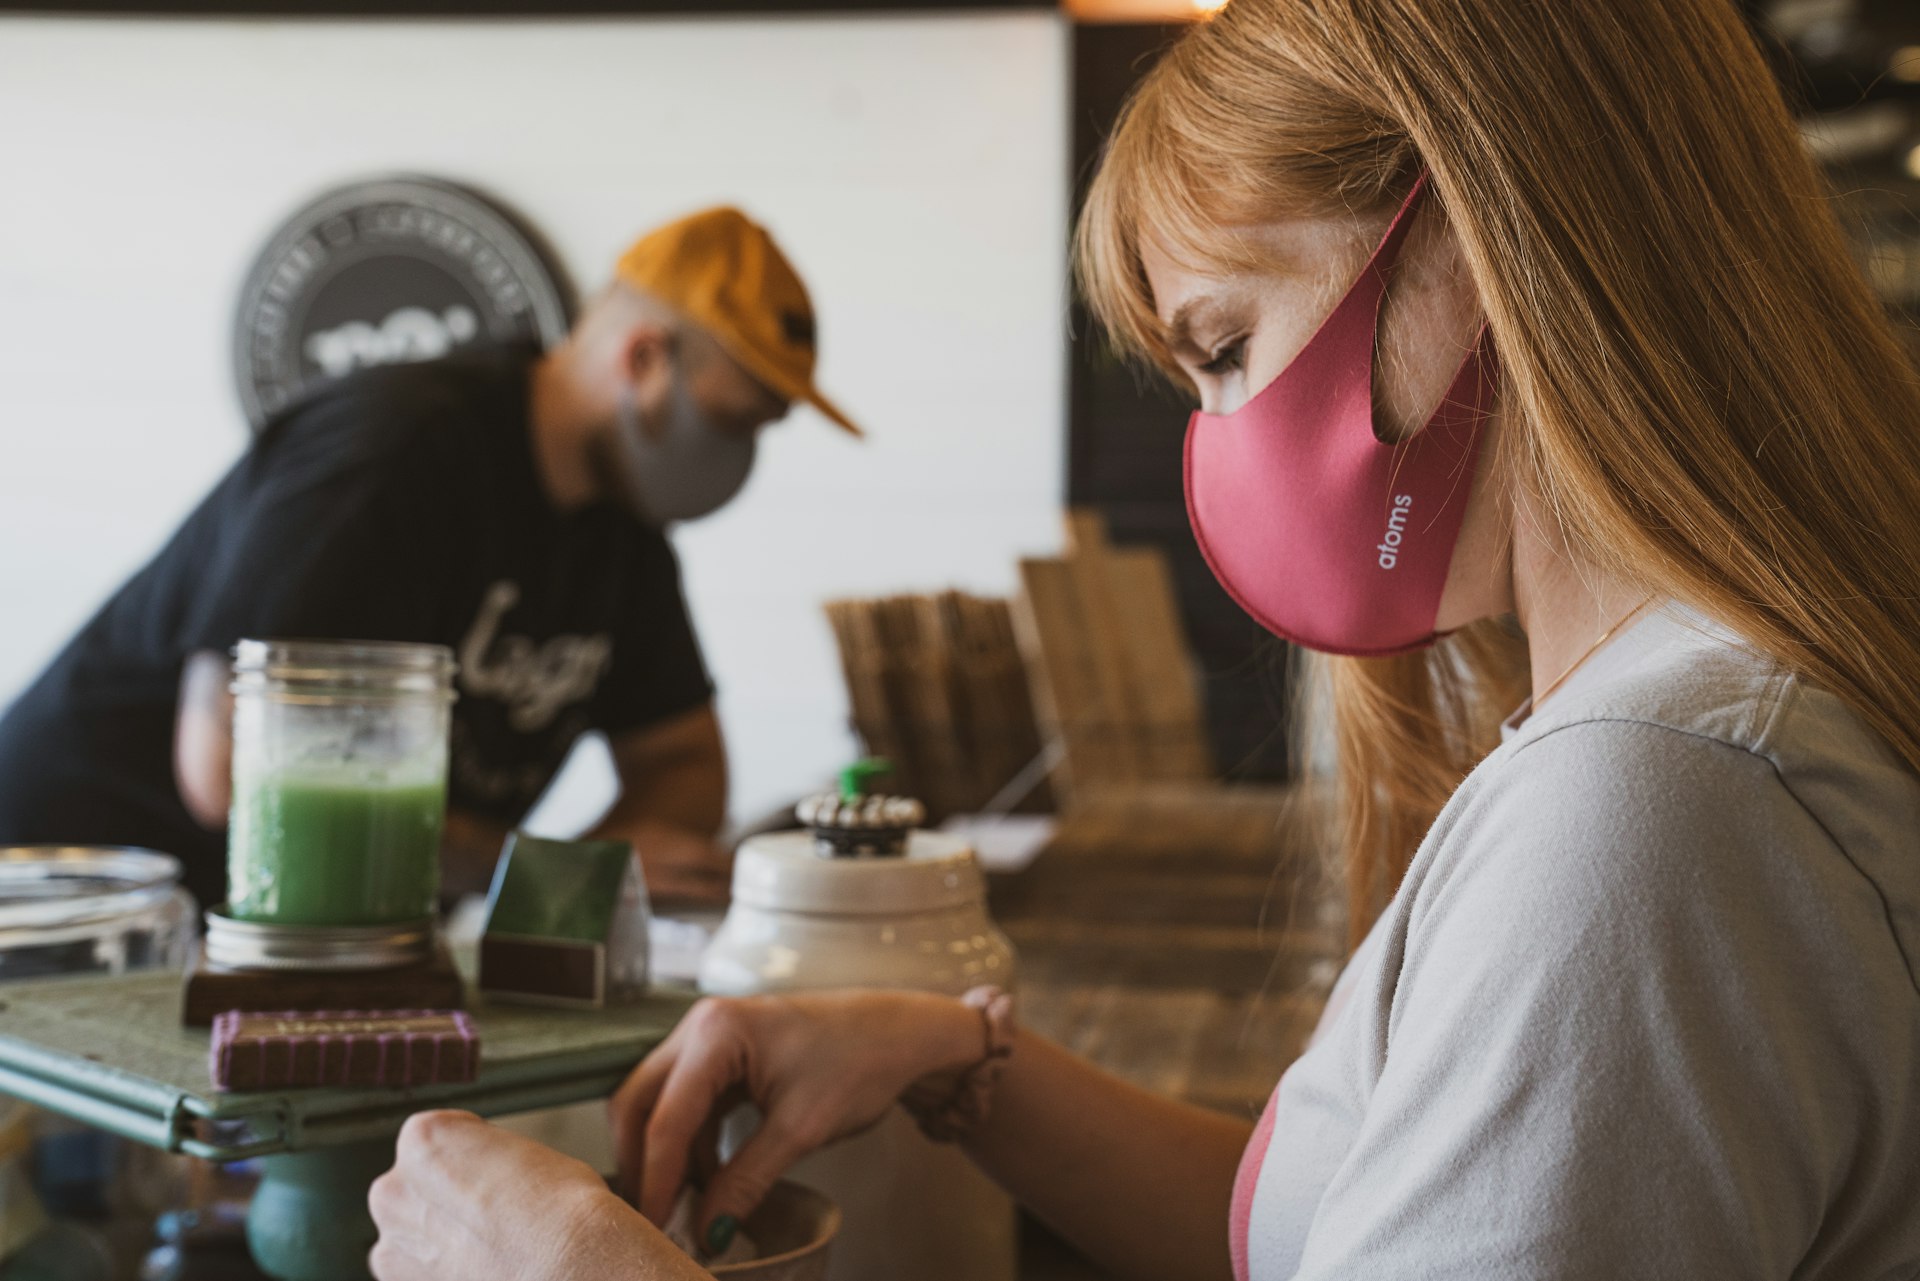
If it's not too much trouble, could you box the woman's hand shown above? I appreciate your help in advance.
[369,1110,706,1281]
[610,990,983,1252]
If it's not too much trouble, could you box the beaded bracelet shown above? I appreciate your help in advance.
[900,986,1016,1143]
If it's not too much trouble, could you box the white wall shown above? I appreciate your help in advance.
[0,13,1068,829]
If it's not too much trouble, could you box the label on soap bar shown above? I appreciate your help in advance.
[234,1014,460,1039]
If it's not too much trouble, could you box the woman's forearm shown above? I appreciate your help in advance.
[613,990,1252,1278]
[962,1029,1248,1281]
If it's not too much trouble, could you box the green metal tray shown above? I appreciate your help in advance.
[0,968,691,1160]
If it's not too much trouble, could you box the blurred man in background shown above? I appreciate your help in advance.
[0,206,861,911]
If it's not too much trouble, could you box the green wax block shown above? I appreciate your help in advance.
[229,777,445,926]
[483,834,635,942]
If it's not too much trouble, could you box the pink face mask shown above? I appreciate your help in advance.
[1183,172,1498,658]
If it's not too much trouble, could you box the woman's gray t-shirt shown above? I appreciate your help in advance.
[1236,607,1920,1280]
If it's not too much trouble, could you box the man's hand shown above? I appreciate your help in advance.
[174,650,234,829]
[578,706,734,906]
[369,1111,706,1281]
[630,822,733,907]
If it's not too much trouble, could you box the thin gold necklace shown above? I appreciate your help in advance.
[1532,595,1659,709]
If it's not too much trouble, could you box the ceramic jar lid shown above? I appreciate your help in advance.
[795,792,928,858]
[729,830,984,916]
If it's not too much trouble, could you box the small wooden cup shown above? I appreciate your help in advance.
[711,1181,841,1281]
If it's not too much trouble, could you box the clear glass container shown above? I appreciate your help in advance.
[0,847,195,982]
[0,848,195,1278]
[227,640,456,927]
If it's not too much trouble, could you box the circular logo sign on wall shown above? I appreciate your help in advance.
[233,175,575,430]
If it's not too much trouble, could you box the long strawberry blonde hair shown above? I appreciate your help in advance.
[1076,0,1920,946]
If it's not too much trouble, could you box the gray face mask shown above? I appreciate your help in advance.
[614,359,757,526]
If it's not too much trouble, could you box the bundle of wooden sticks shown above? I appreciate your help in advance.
[823,591,1046,822]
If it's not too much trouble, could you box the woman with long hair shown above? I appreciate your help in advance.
[366,1,1920,1277]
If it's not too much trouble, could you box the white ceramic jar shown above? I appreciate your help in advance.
[699,828,1016,1281]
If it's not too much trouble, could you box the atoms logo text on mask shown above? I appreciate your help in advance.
[1378,495,1413,569]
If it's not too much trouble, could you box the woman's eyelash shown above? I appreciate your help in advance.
[1199,339,1246,376]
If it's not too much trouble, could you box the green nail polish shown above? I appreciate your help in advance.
[705,1214,739,1256]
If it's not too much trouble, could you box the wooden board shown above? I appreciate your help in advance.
[1015,556,1124,802]
[826,591,1047,819]
[181,942,466,1027]
[1061,522,1151,785]
[1013,511,1216,807]
[1109,549,1213,781]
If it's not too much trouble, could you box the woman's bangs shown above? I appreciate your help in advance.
[1077,84,1249,385]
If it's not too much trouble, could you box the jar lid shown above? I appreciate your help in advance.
[729,830,984,916]
[0,846,182,932]
[203,908,435,972]
[795,792,928,858]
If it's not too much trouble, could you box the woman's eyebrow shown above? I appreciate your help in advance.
[1164,296,1221,351]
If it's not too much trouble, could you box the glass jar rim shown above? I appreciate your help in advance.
[231,639,458,700]
[0,846,183,932]
[233,639,457,676]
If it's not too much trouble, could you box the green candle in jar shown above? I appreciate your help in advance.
[228,772,445,926]
[224,639,457,928]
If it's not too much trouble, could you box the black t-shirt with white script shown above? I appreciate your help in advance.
[0,344,713,911]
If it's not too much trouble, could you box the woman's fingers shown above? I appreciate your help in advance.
[695,1107,830,1248]
[609,993,920,1246]
[638,1051,713,1225]
[628,1004,752,1226]
[610,1033,681,1203]
[688,1087,743,1188]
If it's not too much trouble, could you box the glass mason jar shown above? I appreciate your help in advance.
[227,640,456,927]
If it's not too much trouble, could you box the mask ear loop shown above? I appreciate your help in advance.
[1363,169,1498,456]
[1366,169,1433,284]
[1363,170,1496,398]
[1333,169,1434,450]
[1322,169,1433,338]
[1255,170,1434,420]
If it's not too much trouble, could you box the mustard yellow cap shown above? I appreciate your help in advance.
[615,206,861,437]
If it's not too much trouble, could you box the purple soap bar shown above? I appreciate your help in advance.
[210,1010,479,1091]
